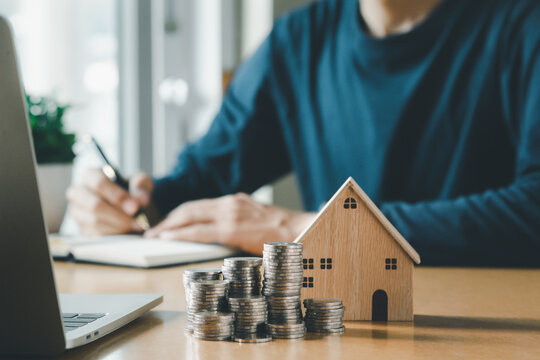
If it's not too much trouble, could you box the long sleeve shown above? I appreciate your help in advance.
[152,31,290,217]
[380,7,540,267]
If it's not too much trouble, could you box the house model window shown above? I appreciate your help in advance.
[344,197,357,209]
[320,258,332,270]
[385,258,397,270]
[303,277,314,288]
[303,258,314,270]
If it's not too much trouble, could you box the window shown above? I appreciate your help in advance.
[303,277,314,288]
[344,198,357,209]
[385,258,397,270]
[303,258,314,270]
[320,258,333,270]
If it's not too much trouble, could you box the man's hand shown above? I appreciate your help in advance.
[66,169,153,235]
[145,193,316,255]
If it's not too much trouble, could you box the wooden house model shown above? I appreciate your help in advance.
[294,177,421,321]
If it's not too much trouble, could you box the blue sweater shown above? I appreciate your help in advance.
[153,0,540,266]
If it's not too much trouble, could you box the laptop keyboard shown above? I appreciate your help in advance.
[62,313,106,333]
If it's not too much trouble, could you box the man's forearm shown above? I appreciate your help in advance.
[380,174,540,266]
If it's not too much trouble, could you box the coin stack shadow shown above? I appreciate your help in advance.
[304,298,345,334]
[221,257,263,297]
[188,279,232,339]
[263,242,305,339]
[183,268,223,332]
[228,296,272,343]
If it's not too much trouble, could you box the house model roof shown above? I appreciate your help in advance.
[294,177,421,264]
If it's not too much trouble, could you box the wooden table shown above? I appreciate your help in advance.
[53,261,540,360]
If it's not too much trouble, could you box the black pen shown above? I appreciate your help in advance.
[90,136,150,231]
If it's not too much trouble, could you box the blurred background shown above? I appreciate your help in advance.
[0,0,313,233]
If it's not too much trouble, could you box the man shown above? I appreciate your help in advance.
[67,0,540,266]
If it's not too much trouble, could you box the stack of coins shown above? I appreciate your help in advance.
[191,311,235,341]
[187,280,230,332]
[221,257,264,297]
[263,242,305,339]
[228,296,272,343]
[183,269,222,331]
[183,268,222,303]
[304,298,345,334]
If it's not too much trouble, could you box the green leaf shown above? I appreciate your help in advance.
[26,94,76,164]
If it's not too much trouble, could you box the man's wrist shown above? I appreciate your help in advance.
[284,211,317,241]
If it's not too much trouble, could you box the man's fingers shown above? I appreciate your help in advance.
[145,198,219,236]
[130,173,153,206]
[81,169,139,215]
[67,187,141,232]
[69,205,128,235]
[159,223,220,243]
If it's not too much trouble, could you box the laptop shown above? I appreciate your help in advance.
[0,17,163,357]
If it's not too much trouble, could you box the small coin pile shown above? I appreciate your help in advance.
[228,296,272,343]
[191,311,235,341]
[304,298,345,334]
[183,268,223,331]
[263,242,305,339]
[221,257,263,297]
[187,279,230,336]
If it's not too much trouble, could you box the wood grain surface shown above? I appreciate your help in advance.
[44,261,540,360]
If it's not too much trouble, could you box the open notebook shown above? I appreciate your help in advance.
[48,234,237,268]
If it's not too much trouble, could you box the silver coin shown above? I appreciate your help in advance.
[263,284,302,289]
[224,256,263,263]
[263,252,303,257]
[305,309,345,316]
[268,314,303,320]
[305,317,343,323]
[192,279,230,285]
[263,272,303,277]
[264,269,302,273]
[271,334,304,339]
[192,334,232,341]
[223,272,262,277]
[263,290,301,295]
[263,253,303,258]
[268,309,302,314]
[184,267,222,275]
[305,322,343,328]
[264,241,303,247]
[223,275,262,281]
[268,308,301,313]
[263,250,303,255]
[267,295,301,301]
[305,305,344,310]
[231,310,267,315]
[191,311,234,319]
[221,270,262,276]
[263,246,303,251]
[230,304,267,308]
[232,333,273,343]
[268,305,301,310]
[267,330,305,336]
[305,314,343,319]
[228,295,266,301]
[235,313,268,318]
[263,279,303,284]
[267,322,305,329]
[304,297,342,306]
[305,305,345,311]
[307,326,346,334]
[263,258,303,263]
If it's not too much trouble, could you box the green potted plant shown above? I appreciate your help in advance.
[27,95,76,233]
